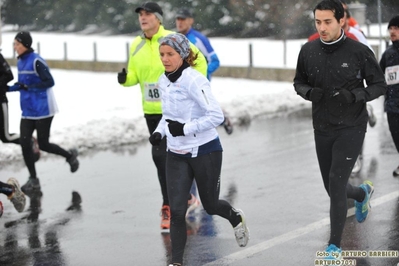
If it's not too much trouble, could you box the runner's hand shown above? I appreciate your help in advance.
[149,132,162,146]
[333,89,355,103]
[15,82,28,90]
[308,87,323,103]
[117,68,127,84]
[166,119,185,137]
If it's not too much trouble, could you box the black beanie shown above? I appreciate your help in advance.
[15,31,32,48]
[388,16,399,29]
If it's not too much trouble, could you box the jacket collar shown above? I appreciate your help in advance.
[17,48,34,59]
[165,60,190,83]
[141,25,166,41]
[320,29,346,54]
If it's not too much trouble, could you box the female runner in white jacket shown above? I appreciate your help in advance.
[148,33,249,266]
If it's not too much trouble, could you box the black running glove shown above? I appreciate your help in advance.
[307,87,323,103]
[149,132,162,146]
[117,68,127,84]
[166,119,185,137]
[333,89,355,103]
[15,82,28,90]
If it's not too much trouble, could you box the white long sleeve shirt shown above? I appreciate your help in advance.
[155,67,224,156]
[348,26,374,53]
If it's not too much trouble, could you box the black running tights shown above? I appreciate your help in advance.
[145,115,193,207]
[20,117,70,178]
[166,151,240,264]
[145,114,168,206]
[314,128,366,247]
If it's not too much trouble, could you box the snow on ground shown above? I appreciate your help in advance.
[0,68,308,162]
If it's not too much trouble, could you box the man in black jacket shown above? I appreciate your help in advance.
[0,53,19,144]
[380,15,399,177]
[293,0,386,261]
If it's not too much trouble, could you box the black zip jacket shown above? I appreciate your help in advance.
[294,32,386,132]
[0,53,13,103]
[379,41,399,114]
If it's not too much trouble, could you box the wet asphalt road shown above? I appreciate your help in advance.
[0,97,399,266]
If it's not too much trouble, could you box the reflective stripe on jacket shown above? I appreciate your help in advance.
[123,25,207,115]
[17,52,58,119]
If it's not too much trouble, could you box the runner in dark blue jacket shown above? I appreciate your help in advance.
[8,31,79,196]
[175,8,220,80]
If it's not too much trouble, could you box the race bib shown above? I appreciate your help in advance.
[385,65,399,85]
[144,82,161,102]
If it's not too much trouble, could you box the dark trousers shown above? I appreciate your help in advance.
[387,112,399,153]
[145,114,194,207]
[0,101,20,144]
[20,117,70,178]
[145,114,168,205]
[314,128,366,247]
[167,151,238,264]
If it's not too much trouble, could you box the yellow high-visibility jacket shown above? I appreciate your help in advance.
[123,25,208,115]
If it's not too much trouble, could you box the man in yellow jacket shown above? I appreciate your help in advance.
[117,2,207,230]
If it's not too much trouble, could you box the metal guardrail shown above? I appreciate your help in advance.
[5,57,296,82]
[5,36,388,83]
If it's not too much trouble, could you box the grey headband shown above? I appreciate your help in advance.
[154,12,163,24]
[160,33,190,59]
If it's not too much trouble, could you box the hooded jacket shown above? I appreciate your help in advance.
[122,25,207,115]
[294,31,386,132]
[380,41,399,113]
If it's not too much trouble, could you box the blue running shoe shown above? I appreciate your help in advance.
[354,180,374,223]
[324,244,342,260]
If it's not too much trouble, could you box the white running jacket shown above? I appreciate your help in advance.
[155,67,224,155]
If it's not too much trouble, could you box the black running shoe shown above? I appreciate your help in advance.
[67,149,79,173]
[21,178,41,197]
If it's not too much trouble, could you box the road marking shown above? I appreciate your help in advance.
[203,190,399,265]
